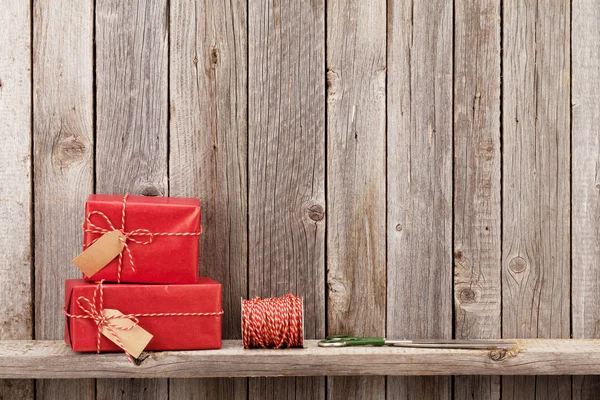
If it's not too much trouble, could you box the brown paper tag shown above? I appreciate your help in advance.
[72,230,126,277]
[100,308,153,359]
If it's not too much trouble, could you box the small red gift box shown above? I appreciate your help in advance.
[81,194,201,284]
[64,278,223,355]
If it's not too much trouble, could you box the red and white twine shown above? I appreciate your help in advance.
[84,193,202,282]
[242,294,303,349]
[63,280,224,363]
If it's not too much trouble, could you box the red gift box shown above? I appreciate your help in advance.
[82,194,201,284]
[64,278,222,354]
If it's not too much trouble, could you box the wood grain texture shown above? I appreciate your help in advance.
[4,340,600,378]
[169,0,247,398]
[33,0,94,399]
[0,1,594,398]
[96,0,168,196]
[96,379,167,400]
[0,379,33,400]
[387,0,453,398]
[95,1,168,398]
[502,0,571,398]
[0,1,33,399]
[572,0,600,398]
[35,380,93,400]
[248,0,326,398]
[327,0,386,398]
[453,0,501,398]
[170,378,246,400]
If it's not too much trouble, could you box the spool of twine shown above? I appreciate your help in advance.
[241,294,304,349]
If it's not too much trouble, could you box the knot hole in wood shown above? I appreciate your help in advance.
[508,256,527,273]
[210,46,219,65]
[140,186,162,197]
[489,349,507,361]
[307,204,325,222]
[459,288,476,303]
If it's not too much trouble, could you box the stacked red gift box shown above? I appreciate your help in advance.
[64,194,223,361]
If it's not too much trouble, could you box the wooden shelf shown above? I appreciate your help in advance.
[2,339,600,379]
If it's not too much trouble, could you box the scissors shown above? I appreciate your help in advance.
[319,335,516,350]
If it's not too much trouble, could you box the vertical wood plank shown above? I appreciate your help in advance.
[453,0,501,398]
[248,0,326,397]
[170,379,246,400]
[0,1,33,399]
[96,0,169,196]
[95,1,168,398]
[96,379,167,400]
[33,0,95,399]
[327,0,386,398]
[502,0,570,398]
[169,0,247,398]
[572,0,600,398]
[387,0,453,398]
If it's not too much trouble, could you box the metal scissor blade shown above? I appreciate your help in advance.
[387,339,516,350]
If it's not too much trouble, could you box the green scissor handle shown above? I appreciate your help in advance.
[319,335,386,347]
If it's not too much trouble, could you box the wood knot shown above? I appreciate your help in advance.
[395,224,402,231]
[210,47,219,65]
[459,289,476,303]
[134,351,151,365]
[307,204,325,221]
[51,129,88,168]
[454,250,464,261]
[140,186,161,196]
[326,69,340,98]
[489,349,507,361]
[509,257,527,273]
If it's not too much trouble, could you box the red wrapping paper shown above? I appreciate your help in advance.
[83,194,201,284]
[64,278,222,353]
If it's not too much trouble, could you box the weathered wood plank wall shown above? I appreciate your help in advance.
[248,0,325,398]
[453,0,501,398]
[33,1,95,400]
[327,0,386,398]
[572,0,600,398]
[95,1,169,399]
[0,1,33,399]
[0,0,596,399]
[387,0,453,398]
[169,0,248,398]
[502,1,571,399]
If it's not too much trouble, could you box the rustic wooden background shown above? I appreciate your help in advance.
[0,0,597,399]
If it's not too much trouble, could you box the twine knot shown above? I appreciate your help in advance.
[64,280,138,363]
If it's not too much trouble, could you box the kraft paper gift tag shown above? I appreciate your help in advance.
[100,308,153,359]
[72,230,126,277]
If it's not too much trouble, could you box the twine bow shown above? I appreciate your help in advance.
[84,193,202,282]
[63,280,139,363]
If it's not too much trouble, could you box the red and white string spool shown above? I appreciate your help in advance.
[241,294,304,349]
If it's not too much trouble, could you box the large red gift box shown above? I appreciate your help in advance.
[64,278,222,353]
[82,194,201,284]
